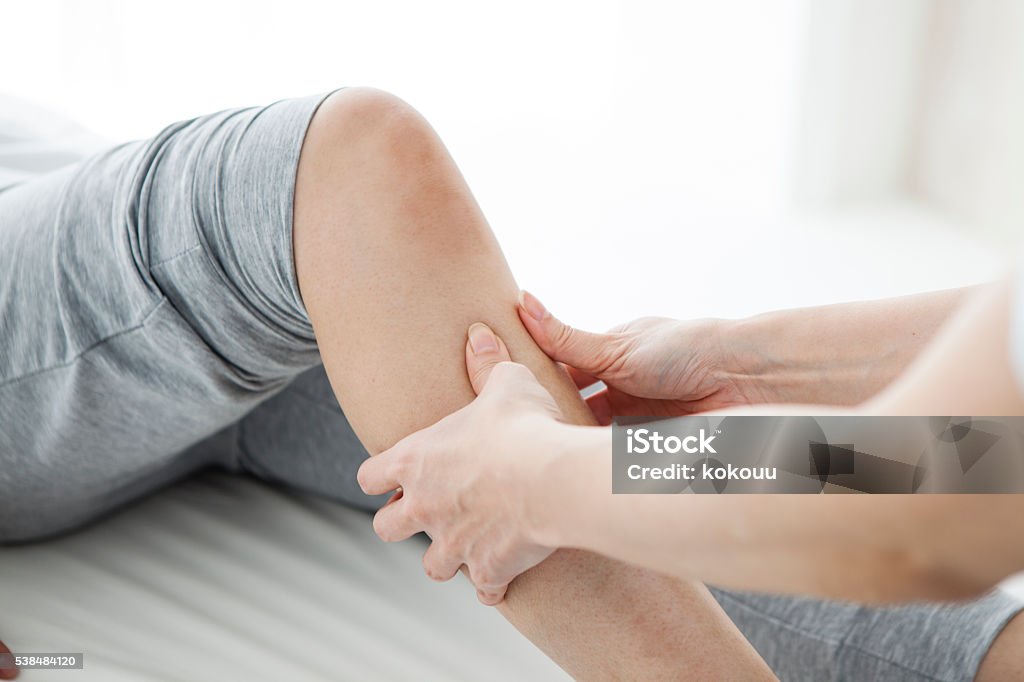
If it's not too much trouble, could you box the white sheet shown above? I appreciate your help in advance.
[0,473,567,681]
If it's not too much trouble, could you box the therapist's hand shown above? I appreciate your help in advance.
[357,323,571,606]
[517,291,753,424]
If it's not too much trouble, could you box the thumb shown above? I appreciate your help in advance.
[465,323,512,395]
[517,290,619,377]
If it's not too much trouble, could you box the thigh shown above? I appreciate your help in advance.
[0,94,329,542]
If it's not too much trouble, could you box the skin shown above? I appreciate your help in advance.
[362,284,1024,600]
[359,282,1024,678]
[518,287,975,423]
[294,87,773,680]
[0,639,14,680]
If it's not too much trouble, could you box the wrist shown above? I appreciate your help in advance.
[526,424,609,550]
[706,316,779,405]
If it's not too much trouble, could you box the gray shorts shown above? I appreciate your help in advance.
[0,92,361,539]
[0,93,1019,681]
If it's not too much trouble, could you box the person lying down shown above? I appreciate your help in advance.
[1,87,1021,680]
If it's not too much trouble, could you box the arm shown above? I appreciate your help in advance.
[720,287,974,405]
[560,281,1024,601]
[365,281,1024,604]
[508,286,973,422]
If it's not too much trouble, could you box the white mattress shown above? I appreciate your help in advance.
[0,473,567,681]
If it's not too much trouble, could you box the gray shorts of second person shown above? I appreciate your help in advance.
[0,92,1019,681]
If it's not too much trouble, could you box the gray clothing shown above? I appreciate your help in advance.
[0,93,1019,681]
[0,93,331,540]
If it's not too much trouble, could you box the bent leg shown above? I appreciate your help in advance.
[711,586,1024,681]
[292,87,773,679]
[234,365,1024,680]
[232,364,385,511]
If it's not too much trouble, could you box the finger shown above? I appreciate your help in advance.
[0,639,17,680]
[371,498,421,542]
[476,585,508,606]
[465,322,513,395]
[585,389,614,426]
[422,542,463,582]
[468,563,514,604]
[481,362,556,408]
[357,446,405,495]
[517,291,620,376]
[563,363,600,390]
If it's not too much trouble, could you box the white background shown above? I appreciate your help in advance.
[0,0,1016,330]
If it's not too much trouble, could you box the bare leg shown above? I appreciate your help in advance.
[293,88,773,679]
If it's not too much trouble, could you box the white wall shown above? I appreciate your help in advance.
[0,0,803,211]
[791,0,1024,248]
[0,0,808,326]
[911,0,1024,246]
[2,0,1015,324]
[792,0,932,206]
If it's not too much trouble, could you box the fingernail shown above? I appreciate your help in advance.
[519,290,547,322]
[468,323,498,355]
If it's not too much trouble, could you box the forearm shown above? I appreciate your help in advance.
[718,287,973,406]
[550,428,1021,602]
[548,283,1024,602]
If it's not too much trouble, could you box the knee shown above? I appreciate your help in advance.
[295,86,487,254]
[307,87,445,175]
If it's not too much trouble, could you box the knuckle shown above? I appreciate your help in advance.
[552,321,577,349]
[404,499,426,525]
[488,361,514,381]
[438,549,460,575]
[493,362,533,387]
[445,528,466,551]
[472,560,494,588]
[372,513,391,541]
[393,443,415,465]
[587,331,630,376]
[387,454,411,482]
[470,364,495,390]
